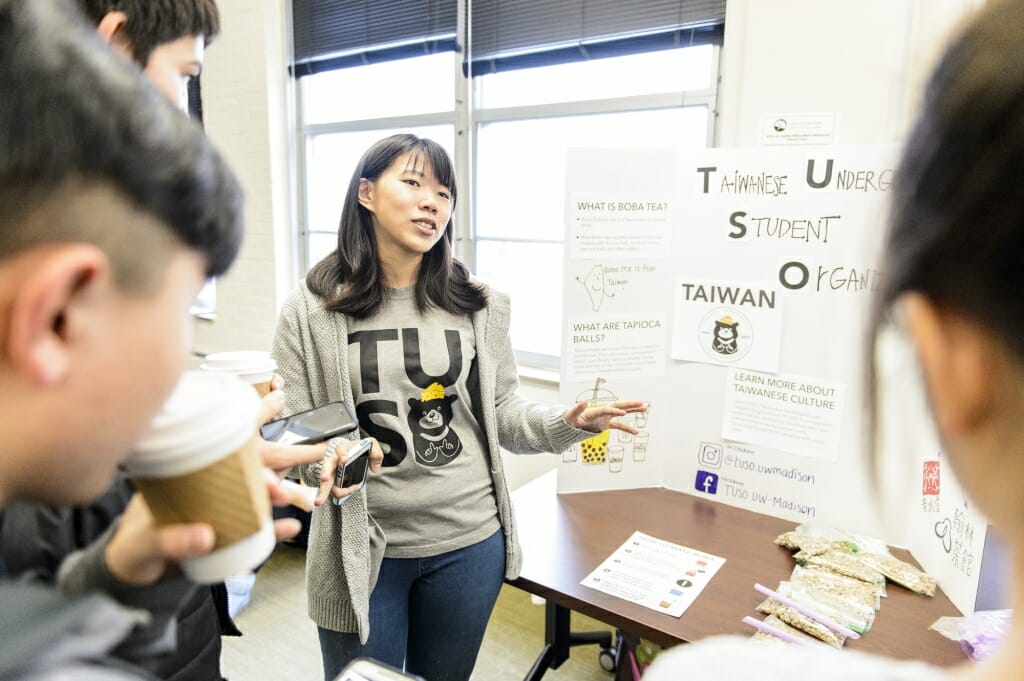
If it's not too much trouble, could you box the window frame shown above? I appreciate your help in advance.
[295,57,464,274]
[293,6,721,372]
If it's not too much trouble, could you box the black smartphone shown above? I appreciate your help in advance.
[335,658,423,681]
[260,401,358,445]
[333,438,372,506]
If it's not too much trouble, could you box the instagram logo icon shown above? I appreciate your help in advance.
[697,442,723,469]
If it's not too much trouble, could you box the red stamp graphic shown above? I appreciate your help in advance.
[922,461,940,496]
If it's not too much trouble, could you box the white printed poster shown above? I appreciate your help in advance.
[908,452,988,614]
[559,149,678,493]
[559,144,994,613]
[580,531,725,618]
[721,369,845,462]
[670,278,782,373]
[880,330,988,614]
[569,193,673,259]
[566,313,667,382]
[560,145,911,543]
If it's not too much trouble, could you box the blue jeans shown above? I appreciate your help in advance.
[318,529,506,681]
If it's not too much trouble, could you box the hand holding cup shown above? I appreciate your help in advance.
[124,371,275,584]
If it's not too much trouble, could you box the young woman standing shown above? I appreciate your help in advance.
[273,133,643,681]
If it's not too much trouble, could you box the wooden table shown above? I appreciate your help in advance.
[508,471,966,679]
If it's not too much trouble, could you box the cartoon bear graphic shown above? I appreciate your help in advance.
[711,315,739,355]
[407,382,463,467]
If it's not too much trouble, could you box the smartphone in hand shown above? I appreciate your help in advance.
[335,658,423,681]
[260,401,358,445]
[333,438,372,506]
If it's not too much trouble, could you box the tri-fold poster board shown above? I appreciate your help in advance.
[557,145,989,614]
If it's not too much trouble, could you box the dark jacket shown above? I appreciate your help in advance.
[0,474,236,681]
[0,577,161,680]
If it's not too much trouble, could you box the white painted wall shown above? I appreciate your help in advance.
[194,0,297,356]
[198,0,979,490]
[718,0,979,147]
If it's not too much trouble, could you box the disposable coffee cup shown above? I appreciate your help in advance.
[200,350,277,397]
[125,370,274,584]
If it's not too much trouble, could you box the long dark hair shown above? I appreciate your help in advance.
[868,0,1024,466]
[306,134,487,318]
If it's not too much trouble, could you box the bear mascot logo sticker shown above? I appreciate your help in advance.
[407,382,463,467]
[711,315,740,355]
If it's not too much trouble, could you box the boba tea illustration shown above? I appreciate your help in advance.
[577,377,616,465]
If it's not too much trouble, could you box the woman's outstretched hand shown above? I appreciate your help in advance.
[563,400,647,434]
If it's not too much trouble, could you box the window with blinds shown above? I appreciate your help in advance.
[292,0,457,74]
[292,0,724,363]
[291,0,724,72]
[469,0,724,71]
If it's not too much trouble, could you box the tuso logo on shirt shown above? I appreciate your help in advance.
[407,382,464,467]
[350,327,473,468]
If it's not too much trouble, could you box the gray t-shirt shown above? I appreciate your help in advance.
[347,287,500,558]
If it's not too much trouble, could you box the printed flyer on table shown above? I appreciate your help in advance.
[580,531,725,618]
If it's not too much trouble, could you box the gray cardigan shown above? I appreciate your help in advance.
[271,281,589,641]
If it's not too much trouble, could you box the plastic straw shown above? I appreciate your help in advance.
[742,616,813,647]
[755,583,861,640]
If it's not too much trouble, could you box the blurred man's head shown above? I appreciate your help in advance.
[0,0,243,506]
[75,0,220,109]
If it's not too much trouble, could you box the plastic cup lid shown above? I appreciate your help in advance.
[126,370,261,478]
[233,368,275,385]
[200,350,277,374]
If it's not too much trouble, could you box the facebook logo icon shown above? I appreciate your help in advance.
[694,470,718,495]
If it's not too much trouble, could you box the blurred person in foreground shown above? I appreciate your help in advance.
[0,2,333,679]
[0,0,290,678]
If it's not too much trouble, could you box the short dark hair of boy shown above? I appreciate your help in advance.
[0,0,243,290]
[75,0,221,67]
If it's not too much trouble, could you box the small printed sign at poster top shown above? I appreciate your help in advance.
[759,112,839,146]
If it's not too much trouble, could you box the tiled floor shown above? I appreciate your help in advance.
[221,543,617,681]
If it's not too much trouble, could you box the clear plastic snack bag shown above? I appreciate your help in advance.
[775,530,850,557]
[788,567,878,633]
[802,549,886,588]
[794,523,890,555]
[859,551,937,597]
[746,614,834,648]
[930,609,1011,661]
[755,597,847,648]
[778,579,874,635]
